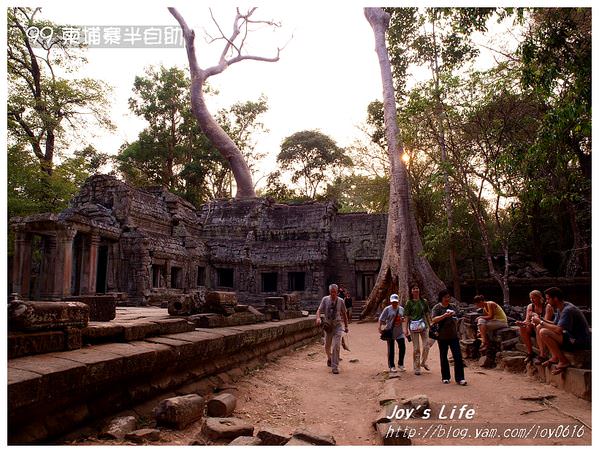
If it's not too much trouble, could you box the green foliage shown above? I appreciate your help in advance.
[277,130,352,199]
[116,65,269,206]
[7,7,114,174]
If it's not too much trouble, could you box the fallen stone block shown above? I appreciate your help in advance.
[375,402,398,424]
[229,436,262,446]
[202,417,254,440]
[64,295,117,321]
[207,393,237,417]
[401,394,430,417]
[292,429,335,445]
[379,380,397,405]
[65,327,82,350]
[153,394,205,429]
[8,301,89,331]
[479,354,496,368]
[125,428,161,443]
[99,415,137,440]
[257,427,291,445]
[285,436,315,446]
[499,356,527,373]
[375,423,412,446]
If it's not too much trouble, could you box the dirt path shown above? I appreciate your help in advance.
[228,322,592,445]
[67,322,591,446]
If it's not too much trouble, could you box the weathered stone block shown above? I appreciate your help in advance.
[82,324,125,343]
[125,428,161,443]
[202,417,254,440]
[265,297,285,310]
[121,321,161,341]
[65,327,82,350]
[65,295,117,321]
[229,436,262,445]
[285,436,315,446]
[257,427,291,445]
[154,394,205,429]
[8,331,66,359]
[499,355,527,373]
[9,301,89,331]
[207,393,237,417]
[292,429,336,445]
[379,380,397,405]
[99,415,137,440]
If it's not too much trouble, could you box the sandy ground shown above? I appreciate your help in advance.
[65,322,591,446]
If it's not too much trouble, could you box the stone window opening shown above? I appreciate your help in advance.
[216,268,234,288]
[196,266,206,287]
[288,272,306,291]
[261,272,278,293]
[152,264,166,288]
[171,266,183,289]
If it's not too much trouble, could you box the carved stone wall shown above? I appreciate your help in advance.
[10,175,388,309]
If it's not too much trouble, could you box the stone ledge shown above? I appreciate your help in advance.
[8,316,319,444]
[527,363,591,401]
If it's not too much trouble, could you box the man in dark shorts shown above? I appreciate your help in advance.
[531,287,591,375]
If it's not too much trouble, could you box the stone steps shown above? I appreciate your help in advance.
[8,316,320,444]
[527,363,591,401]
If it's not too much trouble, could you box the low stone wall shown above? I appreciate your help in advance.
[8,317,320,444]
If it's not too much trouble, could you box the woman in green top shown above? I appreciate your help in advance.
[404,283,431,375]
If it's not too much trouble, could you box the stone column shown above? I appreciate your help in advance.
[12,231,32,298]
[87,233,100,294]
[53,228,77,299]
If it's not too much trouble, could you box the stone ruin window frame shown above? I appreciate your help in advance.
[287,271,306,292]
[216,267,234,289]
[196,265,206,287]
[152,261,167,288]
[261,271,278,293]
[170,265,183,289]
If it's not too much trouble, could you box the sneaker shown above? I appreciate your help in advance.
[390,367,397,373]
[332,369,339,374]
[422,363,430,371]
[327,359,331,367]
[458,380,468,386]
[398,365,405,372]
[442,379,450,384]
[415,370,421,376]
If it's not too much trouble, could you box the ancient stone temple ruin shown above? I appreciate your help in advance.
[10,175,387,312]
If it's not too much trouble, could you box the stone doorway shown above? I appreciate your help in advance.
[96,245,108,294]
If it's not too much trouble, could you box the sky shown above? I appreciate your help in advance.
[16,2,392,184]
[4,0,591,188]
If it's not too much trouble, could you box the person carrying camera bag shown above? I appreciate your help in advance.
[378,294,409,373]
[315,283,349,374]
[404,283,432,375]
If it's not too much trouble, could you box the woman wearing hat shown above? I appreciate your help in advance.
[378,294,408,372]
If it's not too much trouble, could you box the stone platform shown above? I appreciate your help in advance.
[8,312,320,444]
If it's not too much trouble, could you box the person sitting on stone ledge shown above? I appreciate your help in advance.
[531,287,591,375]
[515,290,555,364]
[473,295,508,353]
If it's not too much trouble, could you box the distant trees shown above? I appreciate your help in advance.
[276,130,351,199]
[7,7,112,218]
[7,7,113,177]
[116,65,270,206]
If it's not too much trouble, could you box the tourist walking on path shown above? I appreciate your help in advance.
[531,287,591,375]
[404,283,432,375]
[473,295,508,353]
[378,293,408,373]
[344,292,353,323]
[315,284,349,374]
[431,289,467,385]
[515,290,555,364]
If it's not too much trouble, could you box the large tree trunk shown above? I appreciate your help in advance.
[169,8,276,198]
[361,8,445,317]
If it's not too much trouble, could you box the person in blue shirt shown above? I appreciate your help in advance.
[531,287,591,375]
